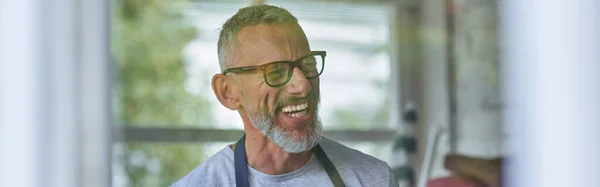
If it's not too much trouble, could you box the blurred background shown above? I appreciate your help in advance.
[112,0,395,186]
[112,1,398,186]
[1,0,598,187]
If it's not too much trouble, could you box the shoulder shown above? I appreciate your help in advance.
[170,146,235,187]
[319,137,394,186]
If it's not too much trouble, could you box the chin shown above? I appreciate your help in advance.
[268,116,322,153]
[276,116,318,138]
[248,102,323,153]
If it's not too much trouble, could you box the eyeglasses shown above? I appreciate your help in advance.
[222,51,326,87]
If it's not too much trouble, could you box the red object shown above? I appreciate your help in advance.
[427,176,485,187]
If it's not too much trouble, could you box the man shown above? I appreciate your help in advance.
[172,5,398,187]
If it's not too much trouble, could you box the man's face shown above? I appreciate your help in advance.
[233,23,322,153]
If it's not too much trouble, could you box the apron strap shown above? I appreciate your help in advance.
[234,135,250,187]
[234,135,345,187]
[314,144,346,187]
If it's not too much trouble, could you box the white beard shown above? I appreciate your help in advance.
[248,112,322,153]
[239,86,323,153]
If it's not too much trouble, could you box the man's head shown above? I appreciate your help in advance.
[212,5,323,153]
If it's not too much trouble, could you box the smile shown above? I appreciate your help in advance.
[280,102,308,118]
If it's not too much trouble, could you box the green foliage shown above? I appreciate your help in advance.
[112,0,212,186]
[113,0,205,126]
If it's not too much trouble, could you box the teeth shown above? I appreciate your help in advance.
[287,109,308,118]
[280,102,308,114]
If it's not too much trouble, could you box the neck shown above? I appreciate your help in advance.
[244,132,313,175]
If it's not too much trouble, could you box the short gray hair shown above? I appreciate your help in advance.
[217,5,298,71]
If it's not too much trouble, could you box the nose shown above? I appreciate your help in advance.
[285,67,311,97]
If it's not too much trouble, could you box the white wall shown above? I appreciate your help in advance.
[501,0,600,186]
[0,0,112,186]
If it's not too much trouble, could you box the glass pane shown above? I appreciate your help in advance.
[300,54,323,78]
[264,62,290,85]
[113,0,393,130]
[112,0,248,129]
[280,2,392,130]
[112,1,394,185]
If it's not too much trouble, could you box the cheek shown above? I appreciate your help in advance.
[248,86,278,112]
[240,86,262,108]
[310,79,320,92]
[267,90,282,113]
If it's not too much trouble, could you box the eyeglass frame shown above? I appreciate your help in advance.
[222,51,326,87]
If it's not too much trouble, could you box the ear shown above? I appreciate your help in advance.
[212,74,242,110]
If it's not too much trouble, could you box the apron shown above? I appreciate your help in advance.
[234,135,345,187]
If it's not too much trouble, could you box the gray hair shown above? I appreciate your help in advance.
[217,5,298,71]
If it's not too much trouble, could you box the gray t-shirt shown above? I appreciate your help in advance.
[171,137,399,187]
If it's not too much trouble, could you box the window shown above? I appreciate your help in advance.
[112,1,397,186]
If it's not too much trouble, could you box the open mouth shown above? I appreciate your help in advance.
[279,102,309,118]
